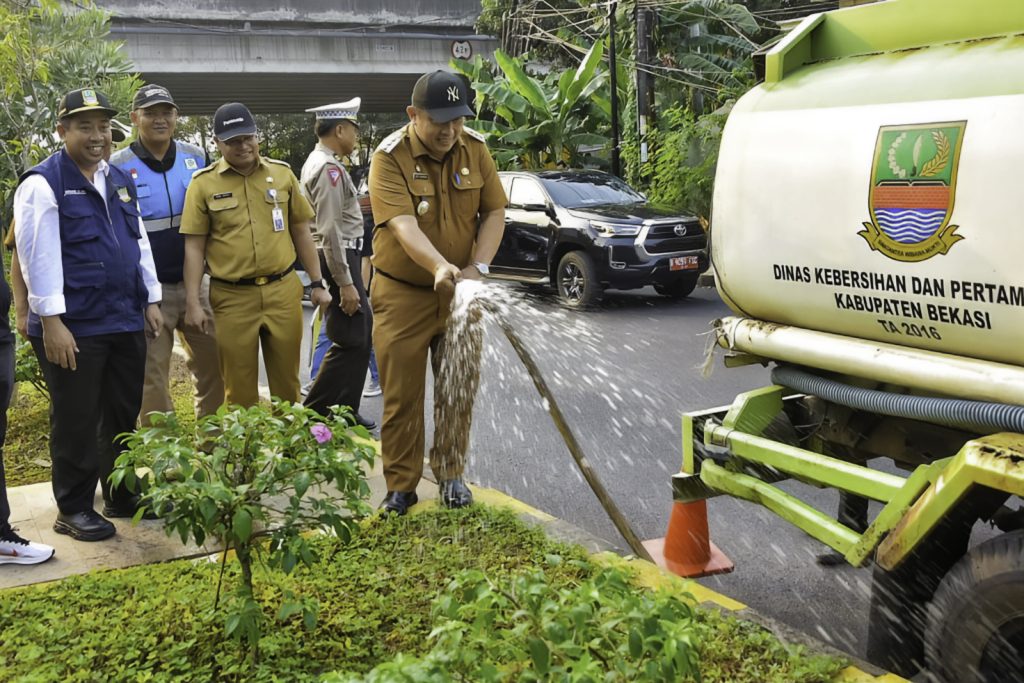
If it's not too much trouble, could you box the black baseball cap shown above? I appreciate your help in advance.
[133,84,176,110]
[411,71,475,123]
[213,102,257,140]
[57,88,118,119]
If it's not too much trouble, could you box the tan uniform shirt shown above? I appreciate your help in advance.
[369,124,506,287]
[299,142,362,286]
[180,156,315,281]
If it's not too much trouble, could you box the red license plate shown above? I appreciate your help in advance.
[669,256,700,271]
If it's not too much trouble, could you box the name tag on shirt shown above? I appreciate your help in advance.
[272,207,285,232]
[213,192,232,200]
[64,189,87,196]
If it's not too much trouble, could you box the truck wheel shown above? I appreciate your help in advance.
[655,276,698,299]
[925,530,1024,683]
[556,251,601,308]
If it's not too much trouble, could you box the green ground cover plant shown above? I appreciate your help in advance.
[0,506,845,682]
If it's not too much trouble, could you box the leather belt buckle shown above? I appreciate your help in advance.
[254,275,270,286]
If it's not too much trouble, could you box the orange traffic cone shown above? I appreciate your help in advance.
[642,500,734,578]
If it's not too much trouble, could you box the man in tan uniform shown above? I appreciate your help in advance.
[300,97,376,429]
[369,71,506,515]
[181,103,330,407]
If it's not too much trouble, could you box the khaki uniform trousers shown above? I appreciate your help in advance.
[209,272,303,407]
[140,276,224,426]
[371,274,482,492]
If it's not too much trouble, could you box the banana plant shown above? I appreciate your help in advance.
[453,39,611,169]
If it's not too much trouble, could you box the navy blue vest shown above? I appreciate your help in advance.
[20,149,148,338]
[109,141,205,283]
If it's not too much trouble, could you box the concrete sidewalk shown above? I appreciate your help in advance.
[0,455,430,590]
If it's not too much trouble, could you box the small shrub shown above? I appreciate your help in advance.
[113,399,376,660]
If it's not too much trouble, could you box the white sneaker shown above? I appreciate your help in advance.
[363,378,382,397]
[0,527,55,565]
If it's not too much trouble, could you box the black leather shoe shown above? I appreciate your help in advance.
[352,412,377,430]
[102,495,161,520]
[380,491,418,516]
[439,479,474,509]
[54,510,116,542]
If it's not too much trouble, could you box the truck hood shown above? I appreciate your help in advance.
[565,203,691,224]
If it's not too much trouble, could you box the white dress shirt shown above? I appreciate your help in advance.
[13,159,161,318]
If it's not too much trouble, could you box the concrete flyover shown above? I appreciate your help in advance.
[98,0,498,114]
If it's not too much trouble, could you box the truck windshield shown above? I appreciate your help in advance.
[541,175,645,208]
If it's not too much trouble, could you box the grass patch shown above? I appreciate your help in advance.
[3,383,50,487]
[3,352,197,487]
[0,506,845,682]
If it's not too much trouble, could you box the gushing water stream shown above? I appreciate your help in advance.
[435,280,655,562]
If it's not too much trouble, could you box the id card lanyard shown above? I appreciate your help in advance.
[268,177,285,232]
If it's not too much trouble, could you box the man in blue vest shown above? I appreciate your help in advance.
[110,85,223,425]
[13,88,163,542]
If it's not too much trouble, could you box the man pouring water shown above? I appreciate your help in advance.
[368,70,506,515]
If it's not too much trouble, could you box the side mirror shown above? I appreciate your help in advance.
[521,202,548,212]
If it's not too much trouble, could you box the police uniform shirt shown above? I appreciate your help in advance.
[300,142,362,286]
[180,156,315,281]
[13,161,162,317]
[369,124,506,287]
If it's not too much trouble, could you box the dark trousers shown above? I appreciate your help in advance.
[31,331,146,514]
[304,249,372,418]
[0,341,14,532]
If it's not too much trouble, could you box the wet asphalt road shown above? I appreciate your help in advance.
[295,282,1000,664]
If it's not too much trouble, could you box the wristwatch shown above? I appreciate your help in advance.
[310,279,328,290]
[473,262,490,276]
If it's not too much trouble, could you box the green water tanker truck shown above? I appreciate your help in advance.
[672,0,1024,680]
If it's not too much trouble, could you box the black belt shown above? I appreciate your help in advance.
[211,265,294,287]
[375,268,432,290]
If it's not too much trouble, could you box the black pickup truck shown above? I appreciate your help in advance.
[491,170,708,307]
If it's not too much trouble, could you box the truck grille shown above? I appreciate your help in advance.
[644,220,705,254]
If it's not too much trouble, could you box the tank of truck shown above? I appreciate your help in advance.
[711,0,1024,368]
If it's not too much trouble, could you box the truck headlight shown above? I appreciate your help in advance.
[592,221,641,237]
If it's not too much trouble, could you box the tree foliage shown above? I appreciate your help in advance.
[0,0,140,225]
[475,0,774,218]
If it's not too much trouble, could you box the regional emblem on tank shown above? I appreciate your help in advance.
[859,121,967,262]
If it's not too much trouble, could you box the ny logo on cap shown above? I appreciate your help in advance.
[447,86,460,103]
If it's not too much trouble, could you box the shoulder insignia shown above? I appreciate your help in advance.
[376,128,405,155]
[266,158,292,168]
[191,164,216,179]
[326,165,343,187]
[462,126,487,144]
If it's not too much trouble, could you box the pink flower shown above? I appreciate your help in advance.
[311,424,332,444]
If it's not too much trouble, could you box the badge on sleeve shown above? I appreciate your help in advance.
[327,167,341,186]
[272,207,285,232]
[185,158,198,170]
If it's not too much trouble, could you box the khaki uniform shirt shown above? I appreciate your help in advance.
[369,124,506,287]
[180,156,314,281]
[300,142,362,286]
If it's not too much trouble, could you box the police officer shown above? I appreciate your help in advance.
[110,85,224,425]
[181,103,330,407]
[13,88,164,541]
[300,98,376,429]
[369,71,506,515]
